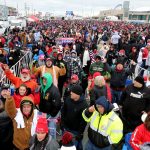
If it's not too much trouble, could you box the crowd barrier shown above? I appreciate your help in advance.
[0,50,33,85]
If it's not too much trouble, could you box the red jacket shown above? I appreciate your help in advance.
[4,69,38,92]
[13,92,40,108]
[130,124,150,150]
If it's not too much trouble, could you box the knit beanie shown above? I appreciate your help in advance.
[1,83,10,91]
[62,131,73,145]
[134,76,145,86]
[93,72,101,79]
[71,85,83,96]
[36,118,49,133]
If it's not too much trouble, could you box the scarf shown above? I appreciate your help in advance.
[14,109,38,136]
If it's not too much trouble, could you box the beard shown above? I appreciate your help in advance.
[20,74,31,82]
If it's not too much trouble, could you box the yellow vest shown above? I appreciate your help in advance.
[82,110,123,144]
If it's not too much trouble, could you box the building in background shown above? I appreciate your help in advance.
[8,6,18,16]
[0,5,17,20]
[0,5,8,20]
[99,1,150,23]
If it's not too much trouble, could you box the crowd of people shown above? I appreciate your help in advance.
[0,20,150,150]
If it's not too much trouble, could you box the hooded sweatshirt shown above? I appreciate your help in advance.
[39,73,61,117]
[5,96,35,150]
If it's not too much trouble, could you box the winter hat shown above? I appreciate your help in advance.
[71,74,79,81]
[71,85,83,96]
[36,118,48,133]
[134,76,145,86]
[20,96,34,106]
[1,83,10,91]
[93,72,101,79]
[62,131,73,145]
[96,96,109,111]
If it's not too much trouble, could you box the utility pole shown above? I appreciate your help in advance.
[25,3,27,17]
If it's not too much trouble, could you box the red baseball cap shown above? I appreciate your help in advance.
[71,74,79,81]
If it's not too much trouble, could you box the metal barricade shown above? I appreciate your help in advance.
[0,50,33,85]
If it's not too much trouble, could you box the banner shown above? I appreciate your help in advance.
[56,38,75,45]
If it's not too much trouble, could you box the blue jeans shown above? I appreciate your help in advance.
[85,140,111,150]
[47,112,60,140]
[111,89,122,104]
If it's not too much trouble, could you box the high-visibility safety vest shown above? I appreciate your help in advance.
[82,110,123,144]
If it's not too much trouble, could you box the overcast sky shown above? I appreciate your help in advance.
[2,0,150,16]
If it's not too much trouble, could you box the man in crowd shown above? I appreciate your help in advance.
[61,85,88,150]
[82,96,123,150]
[1,64,38,92]
[119,76,150,133]
[0,84,13,150]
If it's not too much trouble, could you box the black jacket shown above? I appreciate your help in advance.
[39,84,61,117]
[110,64,135,89]
[106,50,116,66]
[119,84,150,121]
[0,110,13,149]
[61,95,88,134]
[90,85,107,106]
[0,54,6,64]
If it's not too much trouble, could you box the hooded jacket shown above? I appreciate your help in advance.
[32,61,66,85]
[119,84,150,126]
[61,95,88,134]
[82,97,123,148]
[39,73,61,117]
[5,96,35,150]
[130,124,150,150]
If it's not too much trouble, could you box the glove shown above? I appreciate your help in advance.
[75,134,83,141]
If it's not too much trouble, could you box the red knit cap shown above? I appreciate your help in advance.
[62,131,73,145]
[93,72,101,79]
[36,118,48,133]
